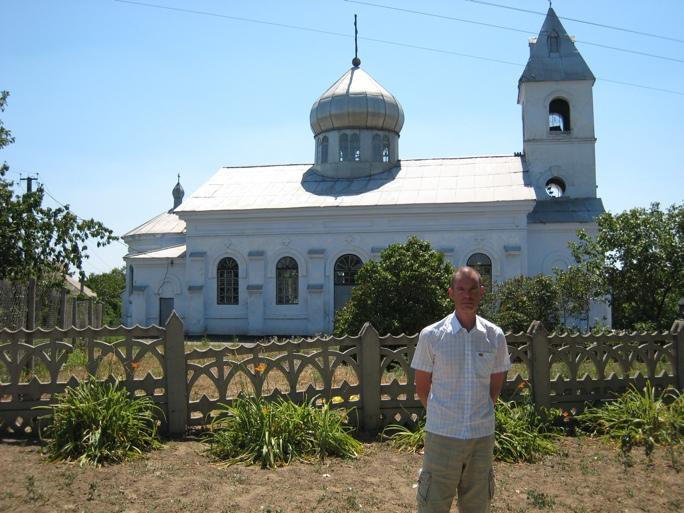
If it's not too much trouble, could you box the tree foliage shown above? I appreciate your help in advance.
[333,236,453,336]
[0,91,117,282]
[84,267,125,326]
[570,203,684,330]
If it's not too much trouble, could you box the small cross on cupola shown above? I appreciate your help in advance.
[352,14,361,68]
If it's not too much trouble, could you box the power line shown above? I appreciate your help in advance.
[114,0,684,96]
[345,0,684,64]
[464,0,684,44]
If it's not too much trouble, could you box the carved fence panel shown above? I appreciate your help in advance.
[0,324,168,435]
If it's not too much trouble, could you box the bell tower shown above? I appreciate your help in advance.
[518,8,597,200]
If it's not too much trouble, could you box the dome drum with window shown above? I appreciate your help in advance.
[310,64,404,178]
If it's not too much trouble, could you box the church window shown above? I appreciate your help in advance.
[372,134,382,162]
[334,254,363,285]
[217,257,239,305]
[545,177,566,198]
[350,133,361,161]
[467,253,492,292]
[382,135,390,162]
[276,256,299,304]
[320,136,329,163]
[339,134,349,162]
[548,31,560,53]
[549,98,570,132]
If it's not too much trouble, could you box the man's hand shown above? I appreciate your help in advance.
[415,370,432,409]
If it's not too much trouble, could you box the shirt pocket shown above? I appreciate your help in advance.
[473,349,495,379]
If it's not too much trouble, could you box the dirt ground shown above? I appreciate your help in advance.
[0,436,682,513]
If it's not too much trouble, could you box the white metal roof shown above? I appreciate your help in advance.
[124,211,186,237]
[174,156,534,213]
[126,244,187,260]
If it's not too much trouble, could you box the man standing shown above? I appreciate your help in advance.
[411,266,510,513]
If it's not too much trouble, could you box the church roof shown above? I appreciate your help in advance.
[310,66,404,136]
[519,8,594,83]
[123,211,186,237]
[173,156,535,214]
[527,197,605,224]
[126,244,187,260]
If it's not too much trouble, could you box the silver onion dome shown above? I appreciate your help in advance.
[310,66,404,136]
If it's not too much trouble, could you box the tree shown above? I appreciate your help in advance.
[84,267,125,326]
[485,274,560,333]
[0,91,116,282]
[570,203,684,330]
[334,236,453,336]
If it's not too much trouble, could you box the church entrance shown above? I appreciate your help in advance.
[333,254,362,315]
[159,297,174,326]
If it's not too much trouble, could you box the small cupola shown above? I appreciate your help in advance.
[171,174,184,211]
[309,17,404,178]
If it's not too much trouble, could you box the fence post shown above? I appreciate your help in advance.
[527,320,551,411]
[672,319,684,392]
[164,311,187,437]
[87,300,94,327]
[26,278,36,331]
[59,288,69,329]
[359,322,381,435]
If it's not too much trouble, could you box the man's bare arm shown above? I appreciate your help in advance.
[489,371,507,404]
[415,370,432,409]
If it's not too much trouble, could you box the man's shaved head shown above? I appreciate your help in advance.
[450,266,482,289]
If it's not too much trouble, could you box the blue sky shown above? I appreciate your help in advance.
[3,0,683,276]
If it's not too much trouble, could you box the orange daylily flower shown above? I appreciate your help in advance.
[130,361,140,370]
[254,363,267,373]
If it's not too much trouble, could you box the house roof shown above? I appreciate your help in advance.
[173,156,535,214]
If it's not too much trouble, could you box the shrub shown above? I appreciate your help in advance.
[578,382,682,455]
[383,418,425,453]
[383,390,561,463]
[334,236,453,336]
[494,398,560,463]
[206,396,362,468]
[38,379,162,465]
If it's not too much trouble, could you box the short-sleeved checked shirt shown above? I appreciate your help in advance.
[411,312,511,439]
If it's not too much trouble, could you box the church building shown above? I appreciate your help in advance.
[122,8,606,335]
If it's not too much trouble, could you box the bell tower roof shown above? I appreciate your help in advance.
[519,7,594,83]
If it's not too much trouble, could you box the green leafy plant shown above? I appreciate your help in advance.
[383,418,425,453]
[494,396,560,463]
[383,387,560,463]
[578,382,682,455]
[205,395,362,468]
[37,379,162,465]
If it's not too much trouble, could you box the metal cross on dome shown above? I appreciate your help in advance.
[352,14,361,67]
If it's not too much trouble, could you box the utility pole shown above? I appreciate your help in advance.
[20,174,39,193]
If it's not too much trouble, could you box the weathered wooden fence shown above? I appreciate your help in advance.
[0,278,102,330]
[1,313,682,437]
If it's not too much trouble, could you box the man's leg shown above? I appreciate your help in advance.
[417,432,467,513]
[456,435,495,513]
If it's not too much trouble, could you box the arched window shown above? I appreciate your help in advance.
[549,98,571,132]
[320,136,329,163]
[350,133,361,161]
[276,256,299,304]
[339,134,349,162]
[372,134,382,162]
[217,257,239,305]
[548,31,560,53]
[334,254,363,285]
[382,135,390,162]
[467,253,492,291]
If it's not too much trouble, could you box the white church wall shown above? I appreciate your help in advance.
[123,260,187,327]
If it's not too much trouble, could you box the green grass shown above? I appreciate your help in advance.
[37,378,162,465]
[205,395,362,468]
[578,382,683,455]
[383,418,425,453]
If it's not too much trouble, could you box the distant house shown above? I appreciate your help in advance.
[63,275,97,299]
[123,8,608,335]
